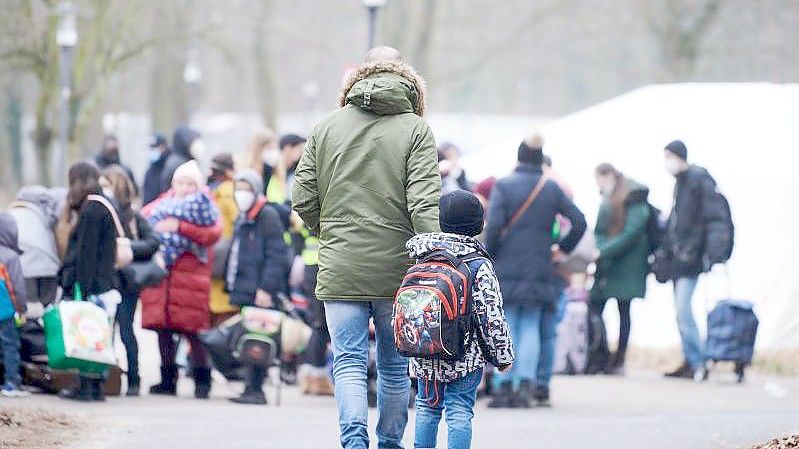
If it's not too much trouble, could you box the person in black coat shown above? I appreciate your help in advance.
[225,169,289,405]
[142,133,170,206]
[100,165,159,396]
[94,135,138,196]
[156,126,201,201]
[660,140,723,380]
[57,162,121,402]
[484,135,586,408]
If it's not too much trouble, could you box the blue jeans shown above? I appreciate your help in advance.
[414,369,482,449]
[493,304,557,388]
[674,276,704,369]
[325,300,409,449]
[0,318,22,386]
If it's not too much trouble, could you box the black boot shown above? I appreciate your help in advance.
[59,377,92,402]
[149,366,178,396]
[533,384,551,408]
[513,379,533,409]
[604,353,626,376]
[663,361,692,378]
[126,374,140,397]
[91,379,106,402]
[230,388,267,405]
[487,381,515,409]
[194,367,212,399]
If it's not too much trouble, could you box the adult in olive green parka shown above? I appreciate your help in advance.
[587,163,651,376]
[292,47,440,449]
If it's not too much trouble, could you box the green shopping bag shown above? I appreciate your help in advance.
[43,284,116,374]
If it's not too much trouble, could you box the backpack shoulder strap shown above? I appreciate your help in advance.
[87,194,125,238]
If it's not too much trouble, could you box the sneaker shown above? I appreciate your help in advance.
[532,385,551,408]
[1,383,31,398]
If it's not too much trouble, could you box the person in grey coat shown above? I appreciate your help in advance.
[484,135,586,408]
[8,186,67,306]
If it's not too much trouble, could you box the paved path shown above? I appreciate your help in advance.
[7,369,797,449]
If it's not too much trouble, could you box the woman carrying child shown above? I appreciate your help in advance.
[141,160,222,399]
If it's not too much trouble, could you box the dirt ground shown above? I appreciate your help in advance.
[749,434,799,449]
[0,407,81,449]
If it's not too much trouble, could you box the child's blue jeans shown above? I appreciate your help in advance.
[0,318,21,386]
[414,368,483,449]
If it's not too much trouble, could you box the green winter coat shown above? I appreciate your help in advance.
[292,60,441,301]
[591,179,651,302]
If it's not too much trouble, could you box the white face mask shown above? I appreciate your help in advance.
[234,190,256,212]
[665,158,682,176]
[262,148,280,167]
[191,140,206,158]
[102,187,115,200]
[148,149,162,163]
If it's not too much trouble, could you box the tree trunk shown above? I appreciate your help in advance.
[253,1,278,129]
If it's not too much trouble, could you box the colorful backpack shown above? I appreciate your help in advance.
[392,250,477,361]
[0,264,18,321]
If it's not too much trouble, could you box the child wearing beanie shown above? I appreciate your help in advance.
[149,160,219,266]
[404,190,515,449]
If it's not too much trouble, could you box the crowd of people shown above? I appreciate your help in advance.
[0,46,733,449]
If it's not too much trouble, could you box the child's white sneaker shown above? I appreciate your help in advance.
[1,382,31,398]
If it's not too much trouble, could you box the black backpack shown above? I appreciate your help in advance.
[704,189,735,265]
[392,250,477,361]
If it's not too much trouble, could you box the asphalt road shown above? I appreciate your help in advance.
[6,368,797,449]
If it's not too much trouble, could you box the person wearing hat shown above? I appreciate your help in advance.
[407,190,514,449]
[143,132,170,205]
[224,169,289,405]
[140,160,222,399]
[660,140,725,381]
[207,153,241,326]
[484,134,586,408]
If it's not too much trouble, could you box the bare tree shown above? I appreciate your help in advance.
[0,0,198,184]
[639,0,725,81]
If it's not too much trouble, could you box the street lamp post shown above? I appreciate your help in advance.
[361,0,387,50]
[55,1,77,186]
[183,48,202,124]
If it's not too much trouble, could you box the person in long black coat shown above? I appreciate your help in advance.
[660,140,727,379]
[484,136,586,408]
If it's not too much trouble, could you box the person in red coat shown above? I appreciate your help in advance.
[140,160,222,399]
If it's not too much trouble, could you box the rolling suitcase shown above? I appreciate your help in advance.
[705,299,758,383]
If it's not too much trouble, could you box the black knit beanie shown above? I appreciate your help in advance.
[665,140,688,161]
[439,190,484,237]
[518,141,544,165]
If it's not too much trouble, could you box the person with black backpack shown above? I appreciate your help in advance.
[399,190,514,449]
[657,140,734,381]
[586,163,652,376]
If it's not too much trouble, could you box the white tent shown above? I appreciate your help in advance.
[462,83,799,350]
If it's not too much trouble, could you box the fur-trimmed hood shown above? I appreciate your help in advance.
[338,60,427,116]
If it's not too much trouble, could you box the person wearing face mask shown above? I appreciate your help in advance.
[585,163,651,376]
[659,140,726,381]
[243,128,280,199]
[224,169,289,405]
[143,133,170,206]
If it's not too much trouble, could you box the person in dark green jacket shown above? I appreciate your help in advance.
[292,46,440,449]
[587,163,651,375]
